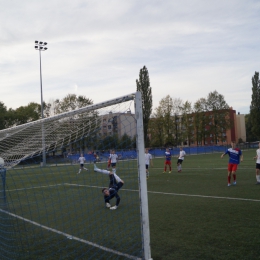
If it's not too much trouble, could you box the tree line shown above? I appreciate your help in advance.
[1,68,259,148]
[137,68,260,147]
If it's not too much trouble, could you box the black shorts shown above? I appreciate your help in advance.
[80,164,84,167]
[177,159,183,165]
[146,164,149,169]
[111,163,116,167]
[256,163,260,170]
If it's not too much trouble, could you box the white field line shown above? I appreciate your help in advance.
[6,182,260,203]
[6,184,63,192]
[65,183,260,202]
[0,208,141,260]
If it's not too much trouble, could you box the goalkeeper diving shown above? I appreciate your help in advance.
[94,164,124,210]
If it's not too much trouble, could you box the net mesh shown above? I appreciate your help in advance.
[0,93,144,260]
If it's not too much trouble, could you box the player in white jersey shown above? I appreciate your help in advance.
[109,150,118,170]
[177,147,186,172]
[144,148,153,179]
[77,154,88,174]
[253,143,260,184]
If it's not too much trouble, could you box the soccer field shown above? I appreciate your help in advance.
[1,149,260,259]
[148,149,260,260]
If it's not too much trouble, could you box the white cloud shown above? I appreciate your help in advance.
[0,0,259,115]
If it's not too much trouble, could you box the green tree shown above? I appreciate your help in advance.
[55,94,93,114]
[250,71,260,139]
[193,98,210,145]
[171,98,183,146]
[0,101,7,130]
[118,133,134,149]
[149,112,165,147]
[206,91,231,144]
[245,114,258,142]
[180,101,194,146]
[136,66,152,146]
[7,102,41,126]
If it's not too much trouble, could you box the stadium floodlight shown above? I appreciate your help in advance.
[34,40,48,167]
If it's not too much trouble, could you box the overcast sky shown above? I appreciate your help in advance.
[1,0,259,114]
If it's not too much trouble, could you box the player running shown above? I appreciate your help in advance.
[177,147,186,172]
[221,142,243,186]
[163,148,172,173]
[94,164,124,210]
[77,154,88,174]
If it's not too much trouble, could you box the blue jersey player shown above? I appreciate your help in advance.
[163,148,172,173]
[94,164,124,210]
[221,141,243,186]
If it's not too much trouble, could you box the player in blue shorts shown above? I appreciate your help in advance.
[221,141,243,186]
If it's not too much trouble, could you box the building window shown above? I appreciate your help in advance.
[108,125,111,129]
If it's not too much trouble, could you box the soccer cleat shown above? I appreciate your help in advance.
[233,182,236,185]
[84,168,88,171]
[162,171,166,173]
[94,164,98,172]
[227,183,231,187]
[110,205,117,210]
[105,203,111,208]
[169,171,171,173]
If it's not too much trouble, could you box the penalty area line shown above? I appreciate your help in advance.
[0,209,141,260]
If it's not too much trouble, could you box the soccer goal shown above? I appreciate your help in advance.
[0,92,152,260]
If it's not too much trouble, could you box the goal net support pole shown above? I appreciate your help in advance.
[135,91,153,260]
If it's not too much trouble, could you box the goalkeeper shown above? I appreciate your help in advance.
[94,164,124,210]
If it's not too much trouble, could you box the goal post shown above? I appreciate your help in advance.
[0,91,152,260]
[135,92,152,260]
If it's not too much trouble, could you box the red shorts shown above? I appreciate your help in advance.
[165,161,171,166]
[228,163,238,172]
[107,159,111,167]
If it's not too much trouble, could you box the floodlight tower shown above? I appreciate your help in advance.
[35,41,48,166]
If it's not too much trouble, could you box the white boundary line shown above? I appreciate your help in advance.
[0,208,141,260]
[65,183,260,202]
[7,182,260,203]
[6,184,63,192]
